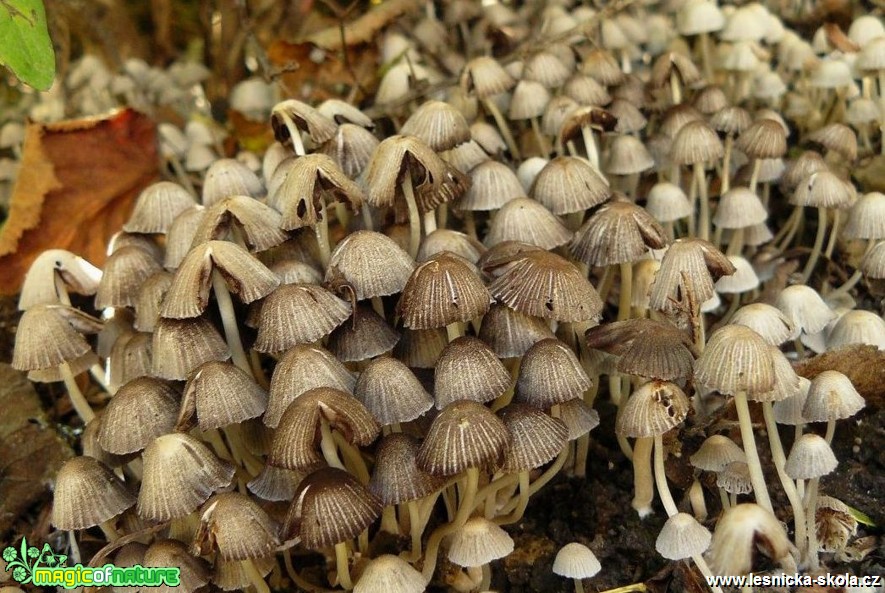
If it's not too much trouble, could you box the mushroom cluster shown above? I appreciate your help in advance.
[9,0,884,591]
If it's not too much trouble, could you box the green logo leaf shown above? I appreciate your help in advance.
[0,0,56,90]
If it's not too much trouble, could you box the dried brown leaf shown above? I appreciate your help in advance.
[795,344,885,407]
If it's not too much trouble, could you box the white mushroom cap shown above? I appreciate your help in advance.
[552,542,601,579]
[784,433,838,479]
[447,517,514,567]
[353,555,427,593]
[656,513,712,560]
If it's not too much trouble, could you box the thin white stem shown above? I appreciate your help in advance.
[653,435,679,517]
[211,271,253,377]
[734,391,774,513]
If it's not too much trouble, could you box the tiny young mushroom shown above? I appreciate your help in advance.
[802,370,865,444]
[552,542,601,593]
[353,554,427,593]
[689,434,747,510]
[446,516,514,592]
[655,513,723,593]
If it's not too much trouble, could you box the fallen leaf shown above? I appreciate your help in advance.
[303,0,421,50]
[795,345,885,406]
[0,108,158,295]
[268,39,380,103]
[0,363,74,538]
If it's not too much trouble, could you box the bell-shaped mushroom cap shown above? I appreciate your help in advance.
[270,387,379,470]
[192,195,287,253]
[508,80,550,121]
[730,303,797,345]
[162,241,279,319]
[355,357,433,425]
[695,325,775,396]
[458,160,525,211]
[400,100,471,152]
[790,170,856,209]
[201,158,265,206]
[585,318,696,382]
[448,516,514,567]
[354,554,427,593]
[559,398,601,440]
[164,206,206,270]
[418,230,485,264]
[319,123,379,179]
[616,380,690,438]
[253,283,351,353]
[434,336,512,409]
[714,187,768,230]
[98,377,179,455]
[755,346,801,403]
[484,198,573,250]
[552,542,601,579]
[517,338,591,408]
[827,310,885,350]
[19,249,102,310]
[143,539,210,593]
[283,467,383,549]
[124,181,197,234]
[605,135,655,176]
[326,231,415,299]
[213,556,275,591]
[671,120,724,165]
[265,345,356,428]
[96,246,164,309]
[52,456,136,530]
[563,73,610,107]
[844,192,885,240]
[106,330,152,389]
[571,200,667,267]
[489,250,603,322]
[397,252,490,330]
[248,465,303,502]
[461,56,515,98]
[499,404,568,472]
[646,182,691,223]
[328,306,400,362]
[775,285,836,335]
[137,433,235,521]
[134,271,174,332]
[192,492,280,561]
[181,360,268,430]
[649,238,736,314]
[717,461,753,495]
[784,433,838,480]
[151,317,230,380]
[12,304,102,371]
[369,433,446,505]
[710,503,791,575]
[417,400,509,476]
[650,52,701,91]
[690,435,747,472]
[808,123,857,162]
[270,99,338,146]
[814,495,858,553]
[772,379,811,425]
[394,327,448,368]
[656,512,712,560]
[524,50,572,89]
[736,119,788,159]
[802,370,865,423]
[479,304,555,359]
[530,156,611,216]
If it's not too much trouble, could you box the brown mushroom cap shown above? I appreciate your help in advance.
[616,380,691,438]
[192,492,280,561]
[192,195,287,253]
[95,246,163,309]
[400,100,471,152]
[478,303,555,359]
[417,400,510,476]
[516,338,591,408]
[124,181,198,234]
[354,357,433,425]
[98,377,180,455]
[52,456,136,530]
[253,283,351,354]
[499,403,568,472]
[585,319,696,381]
[571,200,667,267]
[151,317,231,380]
[369,433,447,505]
[143,539,211,593]
[328,306,400,362]
[181,360,268,430]
[434,336,512,409]
[694,325,776,396]
[326,230,415,300]
[12,304,102,371]
[530,156,611,216]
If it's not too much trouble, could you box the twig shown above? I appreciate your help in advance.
[317,0,369,97]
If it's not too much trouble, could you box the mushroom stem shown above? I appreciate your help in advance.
[726,227,745,257]
[531,116,549,156]
[801,207,827,283]
[407,499,424,561]
[618,262,633,321]
[689,478,707,521]
[824,419,836,444]
[445,321,465,342]
[612,376,634,460]
[495,471,530,525]
[319,418,346,471]
[632,436,655,517]
[422,466,480,581]
[699,32,713,82]
[805,478,821,570]
[98,520,120,542]
[167,153,198,196]
[653,435,679,517]
[279,112,307,156]
[692,554,725,593]
[479,563,492,591]
[670,70,682,105]
[60,361,95,423]
[694,164,710,241]
[482,97,520,160]
[315,195,332,269]
[824,209,841,260]
[381,505,400,534]
[574,577,586,593]
[243,559,271,593]
[718,486,730,510]
[762,402,807,555]
[424,209,438,235]
[733,391,774,513]
[401,168,422,259]
[581,125,599,170]
[211,270,253,378]
[748,159,762,195]
[334,542,354,590]
[224,424,264,476]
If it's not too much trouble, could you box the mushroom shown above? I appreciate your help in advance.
[552,542,601,593]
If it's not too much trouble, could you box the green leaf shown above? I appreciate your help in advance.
[846,505,877,527]
[0,0,55,90]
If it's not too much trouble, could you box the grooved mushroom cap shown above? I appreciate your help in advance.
[161,240,280,319]
[400,100,471,152]
[646,182,691,222]
[656,512,712,560]
[418,229,486,264]
[192,195,287,253]
[552,542,601,579]
[827,310,885,350]
[756,346,801,403]
[270,99,338,146]
[605,135,655,175]
[98,377,179,455]
[650,52,701,89]
[585,318,696,381]
[326,230,415,299]
[447,517,515,567]
[563,73,611,107]
[201,158,264,207]
[710,106,752,136]
[253,283,351,353]
[138,433,235,521]
[214,555,275,591]
[559,398,601,440]
[355,357,433,425]
[488,250,603,322]
[499,403,568,472]
[461,56,515,98]
[96,246,163,309]
[530,156,611,216]
[478,304,554,359]
[319,123,380,178]
[369,433,446,505]
[283,467,383,549]
[710,503,791,576]
[248,465,303,502]
[484,198,573,250]
[134,271,174,332]
[714,187,769,229]
[124,181,197,234]
[151,317,230,380]
[107,331,152,389]
[695,325,775,396]
[524,51,572,89]
[616,380,690,438]
[671,120,724,165]
[717,461,753,494]
[843,192,885,240]
[12,304,102,371]
[180,360,268,430]
[52,456,136,530]
[509,80,551,120]
[772,379,811,425]
[775,285,837,334]
[165,206,206,270]
[143,539,210,593]
[458,160,526,212]
[270,387,379,470]
[571,200,667,266]
[434,336,512,409]
[265,344,356,428]
[802,370,865,423]
[192,492,280,561]
[19,249,102,311]
[649,238,736,314]
[328,306,400,362]
[781,151,828,192]
[784,433,838,479]
[354,555,427,593]
[808,123,858,162]
[397,252,490,330]
[690,435,747,472]
[730,303,798,345]
[417,400,510,476]
[394,327,448,368]
[517,338,591,408]
[735,119,788,159]
[790,170,857,209]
